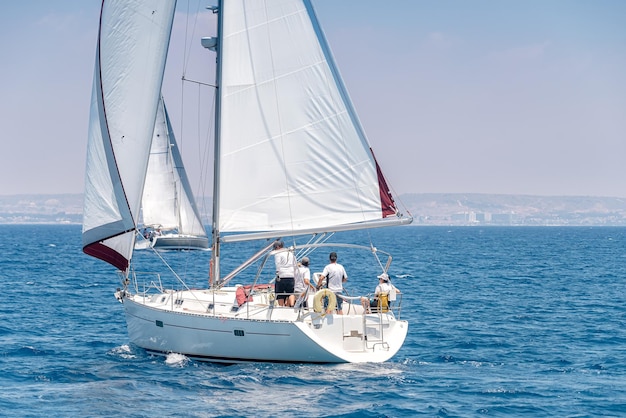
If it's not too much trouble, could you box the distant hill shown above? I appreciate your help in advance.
[0,194,83,224]
[398,193,626,226]
[0,193,625,226]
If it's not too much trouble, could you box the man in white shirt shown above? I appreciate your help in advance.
[317,252,348,314]
[273,240,296,306]
[292,256,313,308]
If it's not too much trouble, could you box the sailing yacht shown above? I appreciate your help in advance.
[83,0,412,363]
[136,97,209,251]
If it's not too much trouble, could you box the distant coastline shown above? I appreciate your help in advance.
[0,194,83,225]
[0,193,625,226]
[400,193,626,226]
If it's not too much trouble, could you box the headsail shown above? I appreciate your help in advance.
[141,97,207,239]
[216,0,407,237]
[82,0,176,270]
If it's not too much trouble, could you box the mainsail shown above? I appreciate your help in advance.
[82,0,176,270]
[215,0,402,237]
[140,97,207,240]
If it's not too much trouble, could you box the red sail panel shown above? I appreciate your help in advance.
[83,242,129,271]
[371,148,398,218]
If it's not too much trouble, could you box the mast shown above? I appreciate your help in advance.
[205,1,223,287]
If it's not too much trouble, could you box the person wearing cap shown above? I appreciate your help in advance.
[317,252,348,314]
[272,240,296,306]
[361,273,393,313]
[292,256,314,308]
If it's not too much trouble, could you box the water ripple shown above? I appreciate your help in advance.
[1,225,626,417]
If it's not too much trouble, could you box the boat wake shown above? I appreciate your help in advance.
[107,344,137,360]
[165,352,190,367]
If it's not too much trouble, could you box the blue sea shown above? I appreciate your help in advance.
[1,224,626,417]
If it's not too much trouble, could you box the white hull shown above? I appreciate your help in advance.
[152,234,209,251]
[134,233,210,251]
[134,240,151,250]
[122,287,408,363]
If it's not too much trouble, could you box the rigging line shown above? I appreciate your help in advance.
[178,2,187,159]
[178,1,206,159]
[196,88,215,228]
[182,76,217,88]
[197,83,202,178]
[195,82,204,220]
[182,0,189,77]
[178,76,216,159]
[140,234,209,308]
[181,0,203,76]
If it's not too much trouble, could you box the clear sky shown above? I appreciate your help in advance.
[1,0,625,197]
